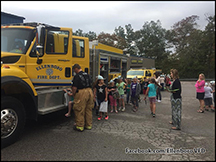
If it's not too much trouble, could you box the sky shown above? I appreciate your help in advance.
[1,1,215,35]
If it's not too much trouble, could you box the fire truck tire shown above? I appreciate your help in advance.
[1,96,26,148]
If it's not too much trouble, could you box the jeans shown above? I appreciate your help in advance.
[160,83,164,91]
[126,91,130,104]
[156,88,162,100]
[131,96,139,107]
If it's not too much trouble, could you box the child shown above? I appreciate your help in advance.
[204,82,214,112]
[137,80,141,102]
[93,75,108,120]
[92,76,99,115]
[116,76,127,112]
[144,77,162,117]
[63,88,74,117]
[125,78,131,105]
[142,77,149,96]
[154,72,162,102]
[130,76,141,112]
[107,80,118,113]
[210,81,215,111]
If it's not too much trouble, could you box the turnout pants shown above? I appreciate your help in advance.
[73,88,94,130]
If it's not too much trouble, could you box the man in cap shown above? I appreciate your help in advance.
[71,64,94,132]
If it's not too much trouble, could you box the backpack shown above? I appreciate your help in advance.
[112,89,120,99]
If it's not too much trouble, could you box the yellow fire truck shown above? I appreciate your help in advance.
[1,22,130,147]
[127,68,162,82]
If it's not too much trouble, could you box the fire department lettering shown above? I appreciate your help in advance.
[37,75,60,79]
[36,64,63,71]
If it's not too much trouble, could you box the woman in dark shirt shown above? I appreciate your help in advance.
[166,69,182,130]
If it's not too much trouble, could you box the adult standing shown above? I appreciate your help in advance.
[167,69,182,130]
[71,64,94,132]
[195,73,205,113]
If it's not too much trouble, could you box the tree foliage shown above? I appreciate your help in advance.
[73,29,97,41]
[166,15,215,78]
[72,14,215,78]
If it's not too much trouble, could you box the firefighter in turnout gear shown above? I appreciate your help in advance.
[71,64,94,132]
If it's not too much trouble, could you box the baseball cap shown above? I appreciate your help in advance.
[132,76,137,79]
[109,80,114,84]
[117,75,123,79]
[97,75,104,80]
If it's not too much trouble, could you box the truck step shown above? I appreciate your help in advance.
[38,105,66,115]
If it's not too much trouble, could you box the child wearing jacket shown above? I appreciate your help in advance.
[130,76,141,112]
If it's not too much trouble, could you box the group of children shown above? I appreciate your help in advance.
[63,74,165,121]
[63,75,215,121]
[93,74,165,120]
[93,75,127,120]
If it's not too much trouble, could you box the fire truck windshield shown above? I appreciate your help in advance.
[1,28,35,54]
[127,70,144,76]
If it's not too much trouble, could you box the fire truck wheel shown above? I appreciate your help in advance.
[1,96,26,148]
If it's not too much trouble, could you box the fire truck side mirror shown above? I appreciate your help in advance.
[36,24,45,56]
[36,45,44,56]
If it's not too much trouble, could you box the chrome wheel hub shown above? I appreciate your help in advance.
[1,109,18,138]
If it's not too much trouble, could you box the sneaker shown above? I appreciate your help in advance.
[105,116,109,120]
[110,110,113,113]
[115,110,118,113]
[133,108,137,112]
[151,112,153,115]
[122,107,125,112]
[118,107,122,111]
[158,100,161,102]
[98,116,102,121]
[152,114,156,117]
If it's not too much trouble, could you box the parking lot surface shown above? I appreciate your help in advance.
[1,81,215,161]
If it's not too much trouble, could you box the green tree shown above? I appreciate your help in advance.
[167,15,201,77]
[83,31,97,41]
[135,20,167,68]
[97,32,127,49]
[167,14,215,78]
[73,29,84,36]
[114,26,126,39]
[97,32,116,47]
[202,15,215,78]
[73,29,97,41]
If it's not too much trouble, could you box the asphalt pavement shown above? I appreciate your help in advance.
[1,81,215,161]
